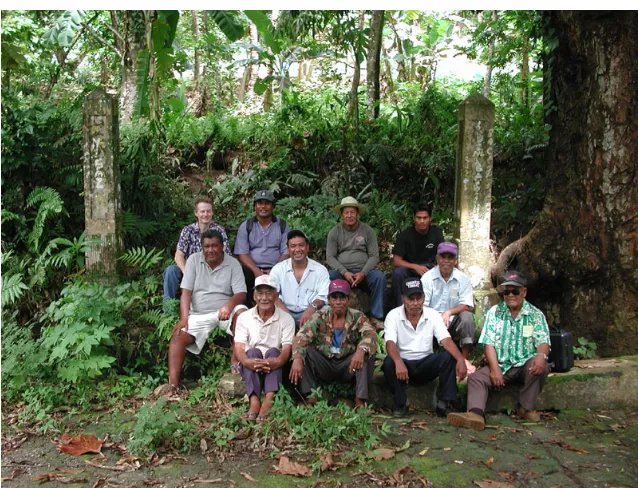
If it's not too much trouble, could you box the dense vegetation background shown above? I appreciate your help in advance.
[0,10,567,425]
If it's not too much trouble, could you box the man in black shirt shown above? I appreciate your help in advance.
[391,203,444,307]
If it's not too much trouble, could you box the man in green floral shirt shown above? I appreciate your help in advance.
[289,279,377,408]
[448,270,550,431]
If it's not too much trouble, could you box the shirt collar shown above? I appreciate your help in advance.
[251,306,280,326]
[326,307,354,330]
[399,306,427,327]
[197,252,228,269]
[432,266,457,282]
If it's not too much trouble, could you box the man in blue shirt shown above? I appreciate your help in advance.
[234,190,290,307]
[421,242,475,364]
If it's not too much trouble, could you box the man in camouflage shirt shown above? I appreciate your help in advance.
[289,279,377,408]
[448,270,551,431]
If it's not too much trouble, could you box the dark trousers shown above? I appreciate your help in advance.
[468,357,550,412]
[241,266,272,308]
[299,347,376,400]
[382,351,457,408]
[241,348,282,397]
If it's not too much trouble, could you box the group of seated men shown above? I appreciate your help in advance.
[158,191,552,429]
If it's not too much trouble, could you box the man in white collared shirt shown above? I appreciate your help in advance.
[421,242,475,363]
[383,277,467,418]
[270,230,330,327]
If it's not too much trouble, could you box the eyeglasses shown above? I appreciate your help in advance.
[500,289,521,296]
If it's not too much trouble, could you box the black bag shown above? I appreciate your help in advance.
[549,326,574,372]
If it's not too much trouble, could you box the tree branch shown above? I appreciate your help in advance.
[85,24,122,58]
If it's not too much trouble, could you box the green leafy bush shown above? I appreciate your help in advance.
[573,337,598,359]
[127,397,198,455]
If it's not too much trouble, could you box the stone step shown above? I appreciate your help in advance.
[218,356,638,412]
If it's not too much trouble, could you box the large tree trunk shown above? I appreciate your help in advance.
[347,10,366,120]
[482,10,497,97]
[366,10,384,119]
[506,11,638,355]
[120,10,146,122]
[191,11,201,93]
[521,35,529,107]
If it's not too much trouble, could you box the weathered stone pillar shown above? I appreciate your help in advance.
[83,89,122,279]
[454,94,499,326]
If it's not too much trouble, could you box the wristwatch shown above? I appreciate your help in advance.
[359,345,371,355]
[311,302,319,311]
[537,353,549,360]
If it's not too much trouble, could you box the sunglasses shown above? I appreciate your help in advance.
[500,289,521,296]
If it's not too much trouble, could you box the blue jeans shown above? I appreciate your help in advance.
[328,269,386,320]
[163,265,183,301]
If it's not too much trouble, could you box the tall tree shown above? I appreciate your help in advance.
[366,10,384,119]
[347,10,366,120]
[482,10,498,97]
[119,10,146,122]
[497,11,638,354]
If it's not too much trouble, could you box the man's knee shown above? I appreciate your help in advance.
[367,270,386,285]
[246,348,263,359]
[392,267,410,283]
[264,348,281,359]
[170,330,194,350]
[328,270,343,280]
[382,355,395,373]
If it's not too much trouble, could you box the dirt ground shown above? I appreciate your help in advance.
[2,407,637,488]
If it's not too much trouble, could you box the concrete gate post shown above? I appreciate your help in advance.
[454,94,499,328]
[82,89,123,279]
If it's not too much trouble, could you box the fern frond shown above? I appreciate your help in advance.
[1,209,20,224]
[141,309,164,326]
[1,273,28,308]
[118,247,163,270]
[26,187,67,253]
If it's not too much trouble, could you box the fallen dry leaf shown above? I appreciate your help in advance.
[455,460,464,464]
[419,447,430,456]
[200,438,208,455]
[485,457,494,466]
[497,472,515,481]
[443,447,452,451]
[525,453,541,459]
[488,434,498,441]
[1,468,26,481]
[320,453,334,472]
[91,478,107,488]
[55,434,104,456]
[84,460,134,472]
[240,472,256,482]
[395,439,411,453]
[272,456,311,477]
[192,479,223,484]
[392,466,419,483]
[367,448,395,461]
[54,468,84,475]
[548,438,590,454]
[474,481,516,488]
[142,479,162,486]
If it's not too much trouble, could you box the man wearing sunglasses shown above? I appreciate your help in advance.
[448,270,551,431]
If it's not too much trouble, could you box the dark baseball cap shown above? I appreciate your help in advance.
[401,277,424,297]
[501,270,527,287]
[253,190,275,202]
[329,279,351,296]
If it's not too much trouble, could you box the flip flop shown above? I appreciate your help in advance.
[230,364,241,375]
[241,412,258,421]
[256,414,270,423]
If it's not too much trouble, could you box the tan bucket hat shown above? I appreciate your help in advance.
[334,196,365,215]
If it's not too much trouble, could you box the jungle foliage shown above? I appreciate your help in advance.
[1,10,551,432]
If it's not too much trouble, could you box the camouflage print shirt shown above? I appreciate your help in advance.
[292,307,377,360]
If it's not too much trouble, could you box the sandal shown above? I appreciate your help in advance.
[230,364,241,375]
[241,412,259,421]
[256,414,270,423]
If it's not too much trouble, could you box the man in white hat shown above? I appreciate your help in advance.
[326,196,386,324]
[234,274,295,422]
